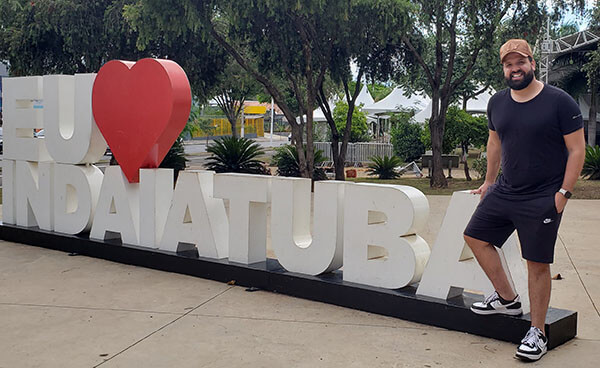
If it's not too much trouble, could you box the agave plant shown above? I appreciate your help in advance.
[582,145,600,180]
[367,155,402,179]
[205,136,268,174]
[271,144,327,181]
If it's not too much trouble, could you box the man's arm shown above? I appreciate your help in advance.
[471,130,501,197]
[555,128,586,213]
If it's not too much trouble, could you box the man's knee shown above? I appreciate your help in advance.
[464,234,490,250]
[527,260,551,275]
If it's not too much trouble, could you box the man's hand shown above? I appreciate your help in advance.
[471,181,493,199]
[555,191,568,214]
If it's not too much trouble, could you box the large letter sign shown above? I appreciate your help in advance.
[2,60,529,309]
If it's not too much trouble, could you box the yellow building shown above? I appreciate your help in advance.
[193,105,266,138]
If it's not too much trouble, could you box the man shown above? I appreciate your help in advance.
[463,39,586,362]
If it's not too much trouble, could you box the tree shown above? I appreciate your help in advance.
[332,101,369,143]
[397,0,542,188]
[212,60,263,138]
[583,49,600,147]
[444,107,488,181]
[390,114,425,162]
[126,0,411,181]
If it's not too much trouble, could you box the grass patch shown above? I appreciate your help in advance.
[349,177,600,198]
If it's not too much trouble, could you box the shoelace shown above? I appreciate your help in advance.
[483,291,499,305]
[521,328,541,347]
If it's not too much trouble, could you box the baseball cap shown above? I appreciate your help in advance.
[499,39,533,62]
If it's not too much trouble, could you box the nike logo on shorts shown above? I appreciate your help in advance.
[543,218,553,224]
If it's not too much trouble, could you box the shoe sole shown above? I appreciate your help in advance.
[515,351,546,361]
[470,307,523,316]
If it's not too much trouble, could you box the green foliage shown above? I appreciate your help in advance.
[445,107,489,149]
[421,107,488,154]
[159,137,187,180]
[271,145,327,181]
[389,113,425,162]
[367,84,394,102]
[582,145,600,180]
[472,157,488,180]
[367,155,402,180]
[205,136,269,175]
[332,101,369,142]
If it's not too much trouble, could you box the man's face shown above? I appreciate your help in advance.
[502,53,535,90]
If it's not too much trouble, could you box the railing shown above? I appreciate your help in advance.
[314,142,394,164]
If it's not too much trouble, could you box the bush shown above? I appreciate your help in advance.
[367,155,402,179]
[582,145,600,180]
[331,101,369,142]
[390,113,425,161]
[272,145,327,181]
[160,137,188,180]
[205,136,269,174]
[472,156,487,179]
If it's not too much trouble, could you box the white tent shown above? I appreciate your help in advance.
[355,84,375,107]
[413,89,497,124]
[362,87,430,115]
[578,95,600,121]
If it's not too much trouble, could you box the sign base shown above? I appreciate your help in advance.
[0,223,576,349]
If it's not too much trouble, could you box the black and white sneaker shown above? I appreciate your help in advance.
[470,291,523,316]
[515,326,548,361]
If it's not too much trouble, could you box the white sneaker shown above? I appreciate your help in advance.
[515,326,548,361]
[470,291,523,316]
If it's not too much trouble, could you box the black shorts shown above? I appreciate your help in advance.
[464,188,563,264]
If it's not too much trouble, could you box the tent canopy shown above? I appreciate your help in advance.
[413,89,497,124]
[362,87,430,115]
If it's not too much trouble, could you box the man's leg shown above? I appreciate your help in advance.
[527,260,551,332]
[464,235,516,301]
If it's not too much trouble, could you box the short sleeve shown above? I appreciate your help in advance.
[557,92,583,135]
[487,94,496,131]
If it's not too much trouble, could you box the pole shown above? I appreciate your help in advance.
[270,97,274,144]
[241,109,245,138]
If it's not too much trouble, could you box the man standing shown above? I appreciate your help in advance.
[463,39,586,361]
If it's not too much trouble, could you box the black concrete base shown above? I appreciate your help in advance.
[0,223,576,349]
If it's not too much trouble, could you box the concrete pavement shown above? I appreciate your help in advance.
[1,197,599,367]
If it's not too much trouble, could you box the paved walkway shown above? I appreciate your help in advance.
[1,197,599,367]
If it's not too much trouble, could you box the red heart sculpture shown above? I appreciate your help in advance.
[92,58,191,183]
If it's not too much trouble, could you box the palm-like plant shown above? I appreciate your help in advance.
[367,155,402,179]
[205,136,268,174]
[272,145,327,181]
[582,145,600,180]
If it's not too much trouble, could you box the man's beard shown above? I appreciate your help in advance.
[505,69,534,90]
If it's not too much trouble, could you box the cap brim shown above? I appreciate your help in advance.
[501,51,530,62]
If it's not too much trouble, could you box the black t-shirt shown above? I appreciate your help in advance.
[487,84,583,198]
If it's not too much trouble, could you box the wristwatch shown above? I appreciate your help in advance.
[559,188,572,199]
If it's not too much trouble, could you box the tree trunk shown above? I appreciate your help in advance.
[589,86,597,147]
[230,119,238,138]
[429,115,448,188]
[462,142,471,181]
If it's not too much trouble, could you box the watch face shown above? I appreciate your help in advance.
[565,191,572,199]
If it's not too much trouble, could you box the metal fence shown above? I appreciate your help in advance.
[314,142,394,164]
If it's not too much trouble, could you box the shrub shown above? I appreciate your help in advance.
[367,155,402,179]
[205,136,269,174]
[472,156,487,180]
[582,145,600,180]
[331,101,370,142]
[272,145,327,181]
[160,137,188,180]
[390,114,425,162]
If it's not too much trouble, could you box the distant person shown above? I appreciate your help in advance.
[463,39,585,361]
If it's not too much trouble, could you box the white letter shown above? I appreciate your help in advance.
[90,166,139,245]
[213,173,270,264]
[139,169,174,249]
[16,161,54,230]
[43,74,107,164]
[2,77,51,162]
[2,159,16,224]
[271,178,344,275]
[159,170,228,258]
[53,164,103,234]
[343,183,430,289]
[416,191,529,312]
